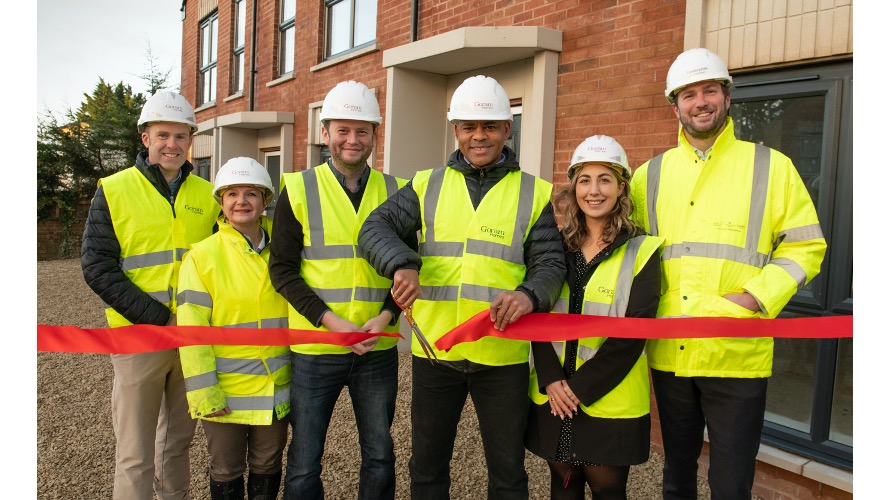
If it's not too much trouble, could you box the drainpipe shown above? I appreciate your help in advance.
[248,0,259,110]
[410,0,419,42]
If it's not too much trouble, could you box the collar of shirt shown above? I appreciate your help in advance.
[327,161,370,193]
[691,145,713,161]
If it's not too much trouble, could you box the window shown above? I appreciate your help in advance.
[195,158,211,181]
[199,12,219,105]
[325,0,376,58]
[232,0,246,93]
[263,151,281,219]
[731,61,853,470]
[279,0,295,75]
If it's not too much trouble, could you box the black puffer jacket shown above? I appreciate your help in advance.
[81,152,202,326]
[357,147,566,312]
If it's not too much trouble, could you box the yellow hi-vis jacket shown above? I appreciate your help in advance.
[177,216,291,425]
[411,167,553,365]
[100,166,218,327]
[529,235,663,418]
[282,164,406,354]
[629,117,827,378]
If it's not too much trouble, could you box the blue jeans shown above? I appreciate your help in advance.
[283,348,398,500]
[409,356,529,500]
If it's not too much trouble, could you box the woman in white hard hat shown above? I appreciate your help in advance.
[177,157,291,500]
[525,135,663,499]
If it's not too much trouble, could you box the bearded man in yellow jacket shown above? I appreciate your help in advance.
[629,48,827,500]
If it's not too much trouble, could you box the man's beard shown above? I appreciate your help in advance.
[680,104,728,140]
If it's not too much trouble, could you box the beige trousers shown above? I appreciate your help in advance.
[110,349,196,500]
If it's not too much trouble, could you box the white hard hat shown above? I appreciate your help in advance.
[319,81,382,125]
[447,75,513,123]
[664,48,733,104]
[138,91,198,133]
[213,157,275,204]
[568,135,630,179]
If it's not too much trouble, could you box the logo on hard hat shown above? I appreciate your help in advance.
[587,146,608,153]
[232,170,250,176]
[166,104,184,112]
[686,66,708,76]
[474,101,493,109]
[344,104,363,112]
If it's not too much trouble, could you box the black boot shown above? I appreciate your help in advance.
[210,476,245,500]
[247,471,282,500]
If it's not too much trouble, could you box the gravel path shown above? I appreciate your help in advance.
[37,258,714,499]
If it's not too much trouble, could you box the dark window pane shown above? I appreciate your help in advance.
[830,338,853,446]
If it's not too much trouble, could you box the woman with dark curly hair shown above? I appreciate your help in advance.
[525,135,663,499]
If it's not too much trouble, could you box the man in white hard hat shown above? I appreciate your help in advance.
[269,80,413,500]
[358,75,565,499]
[629,48,826,499]
[81,91,219,499]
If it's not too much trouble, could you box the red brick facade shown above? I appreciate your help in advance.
[179,0,684,188]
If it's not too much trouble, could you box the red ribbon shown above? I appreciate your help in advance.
[433,312,853,352]
[36,324,400,354]
[37,313,852,355]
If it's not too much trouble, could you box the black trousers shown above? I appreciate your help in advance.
[408,357,530,500]
[650,369,768,500]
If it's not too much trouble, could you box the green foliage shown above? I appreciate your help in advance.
[36,79,146,220]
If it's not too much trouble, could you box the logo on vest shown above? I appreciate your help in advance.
[597,286,615,299]
[184,205,205,216]
[480,226,505,240]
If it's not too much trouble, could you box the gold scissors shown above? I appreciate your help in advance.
[396,301,439,365]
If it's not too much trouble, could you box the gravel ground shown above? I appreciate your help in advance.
[37,258,715,499]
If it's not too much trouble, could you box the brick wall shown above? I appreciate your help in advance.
[37,201,90,261]
[180,0,684,186]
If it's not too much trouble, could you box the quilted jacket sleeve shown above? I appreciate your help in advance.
[518,202,567,313]
[357,182,423,279]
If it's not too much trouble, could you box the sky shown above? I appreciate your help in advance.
[36,0,184,118]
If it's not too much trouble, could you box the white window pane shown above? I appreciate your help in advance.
[354,0,377,46]
[209,66,217,102]
[234,53,244,92]
[236,1,246,48]
[202,71,211,104]
[282,0,295,21]
[329,1,351,56]
[210,18,218,63]
[282,27,294,74]
[201,24,211,66]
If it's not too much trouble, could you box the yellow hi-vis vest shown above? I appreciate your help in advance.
[529,235,663,418]
[100,166,218,327]
[411,166,553,365]
[629,118,827,377]
[282,164,406,354]
[177,217,291,425]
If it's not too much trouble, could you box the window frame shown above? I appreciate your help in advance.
[279,0,296,76]
[730,61,853,470]
[199,11,219,106]
[324,0,377,59]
